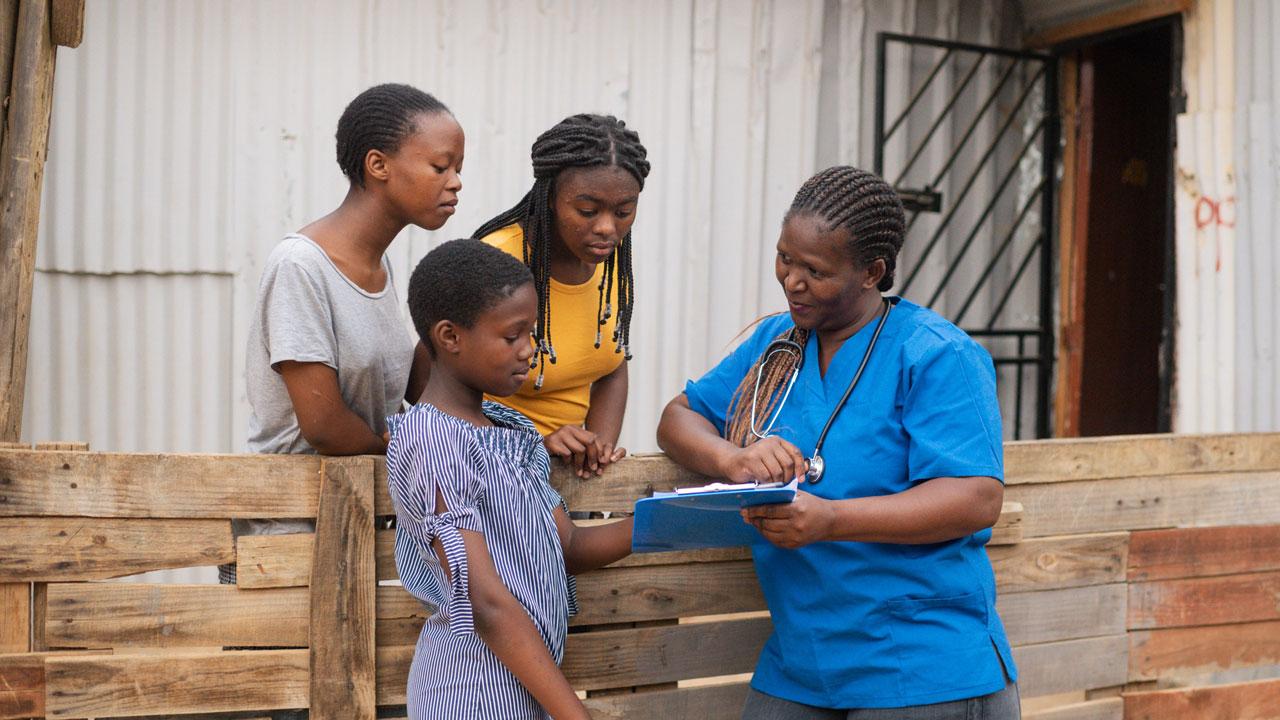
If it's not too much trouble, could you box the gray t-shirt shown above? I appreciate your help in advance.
[246,234,414,454]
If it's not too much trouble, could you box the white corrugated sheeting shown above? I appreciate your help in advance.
[1172,0,1237,432]
[23,0,829,454]
[1233,0,1280,431]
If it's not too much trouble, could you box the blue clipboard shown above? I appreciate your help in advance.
[631,480,798,553]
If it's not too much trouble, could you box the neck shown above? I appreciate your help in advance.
[816,293,885,353]
[418,363,490,426]
[309,187,406,267]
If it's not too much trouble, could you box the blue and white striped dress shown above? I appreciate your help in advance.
[386,401,578,720]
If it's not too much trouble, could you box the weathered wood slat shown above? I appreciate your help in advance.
[1128,571,1280,630]
[50,0,85,48]
[1013,635,1128,699]
[310,457,376,720]
[571,561,764,626]
[1129,619,1280,682]
[582,681,749,720]
[988,532,1128,593]
[1023,697,1122,720]
[0,517,233,582]
[1005,471,1280,538]
[1123,677,1280,720]
[999,584,1126,647]
[44,650,309,718]
[1128,525,1280,582]
[0,651,109,720]
[561,617,771,690]
[0,450,322,518]
[0,583,27,654]
[375,645,412,705]
[44,583,425,649]
[1004,433,1280,484]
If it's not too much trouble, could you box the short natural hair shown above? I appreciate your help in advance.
[407,239,534,355]
[336,83,451,187]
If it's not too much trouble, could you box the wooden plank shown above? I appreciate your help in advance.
[988,532,1128,593]
[374,644,412,706]
[999,584,1125,647]
[0,517,234,582]
[49,0,83,48]
[0,450,322,518]
[990,501,1023,545]
[1123,677,1280,720]
[45,583,309,648]
[571,561,765,626]
[1128,525,1280,582]
[310,457,376,720]
[44,650,308,718]
[0,0,18,152]
[0,0,57,443]
[0,651,110,720]
[582,681,749,720]
[1004,471,1280,538]
[0,583,26,654]
[1004,434,1280,485]
[44,583,423,649]
[1054,50,1085,438]
[31,442,87,451]
[1024,697,1122,720]
[562,617,771,691]
[1129,571,1280,630]
[1025,0,1192,48]
[1129,620,1280,682]
[236,532,315,589]
[1013,635,1128,699]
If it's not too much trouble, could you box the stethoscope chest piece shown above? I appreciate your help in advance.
[805,455,825,483]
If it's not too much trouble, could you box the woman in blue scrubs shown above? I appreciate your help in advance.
[657,166,1020,719]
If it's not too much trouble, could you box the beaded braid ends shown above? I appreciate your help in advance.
[473,114,649,389]
[723,166,906,447]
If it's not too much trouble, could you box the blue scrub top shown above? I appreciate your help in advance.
[684,298,1017,709]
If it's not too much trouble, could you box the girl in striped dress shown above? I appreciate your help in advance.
[387,239,634,720]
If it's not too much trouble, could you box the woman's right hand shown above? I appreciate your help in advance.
[717,436,807,484]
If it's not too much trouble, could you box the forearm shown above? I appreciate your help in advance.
[301,407,386,455]
[474,596,587,719]
[823,477,1004,544]
[585,364,627,446]
[656,395,737,478]
[563,517,634,574]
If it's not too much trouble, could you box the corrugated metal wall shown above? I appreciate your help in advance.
[1233,0,1280,432]
[24,0,1041,454]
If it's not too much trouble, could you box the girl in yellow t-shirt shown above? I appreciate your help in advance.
[474,114,649,479]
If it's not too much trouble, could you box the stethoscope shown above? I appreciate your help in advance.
[749,297,894,484]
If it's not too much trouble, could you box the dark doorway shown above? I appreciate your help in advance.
[1064,22,1176,436]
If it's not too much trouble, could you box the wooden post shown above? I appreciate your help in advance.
[0,0,57,443]
[309,456,377,720]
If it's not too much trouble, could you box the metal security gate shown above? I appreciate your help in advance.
[874,33,1057,439]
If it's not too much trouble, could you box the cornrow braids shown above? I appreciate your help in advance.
[336,83,451,187]
[723,166,904,446]
[474,113,650,389]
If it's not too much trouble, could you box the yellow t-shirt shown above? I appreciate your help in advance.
[481,224,624,436]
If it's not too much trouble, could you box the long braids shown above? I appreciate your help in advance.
[474,114,649,389]
[723,166,906,447]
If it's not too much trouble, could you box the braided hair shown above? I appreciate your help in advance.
[473,114,650,389]
[722,166,905,447]
[336,83,451,187]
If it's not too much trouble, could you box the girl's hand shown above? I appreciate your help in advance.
[716,436,807,485]
[544,426,624,478]
[741,491,835,549]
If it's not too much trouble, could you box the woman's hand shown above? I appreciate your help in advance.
[741,491,835,549]
[717,436,807,485]
[544,425,626,478]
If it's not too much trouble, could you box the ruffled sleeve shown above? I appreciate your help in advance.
[386,410,488,637]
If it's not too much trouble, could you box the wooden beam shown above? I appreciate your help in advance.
[0,449,323,518]
[1024,697,1121,720]
[1128,525,1280,582]
[582,681,749,720]
[49,0,82,48]
[1123,677,1280,720]
[571,561,764,626]
[0,0,57,442]
[999,583,1126,647]
[988,532,1128,593]
[1128,570,1280,630]
[0,650,110,720]
[44,650,308,718]
[1129,619,1280,683]
[1055,52,1087,437]
[0,517,233,582]
[1024,0,1192,48]
[0,583,27,654]
[1004,433,1280,485]
[309,457,376,720]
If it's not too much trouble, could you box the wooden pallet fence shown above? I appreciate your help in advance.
[1,432,1280,718]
